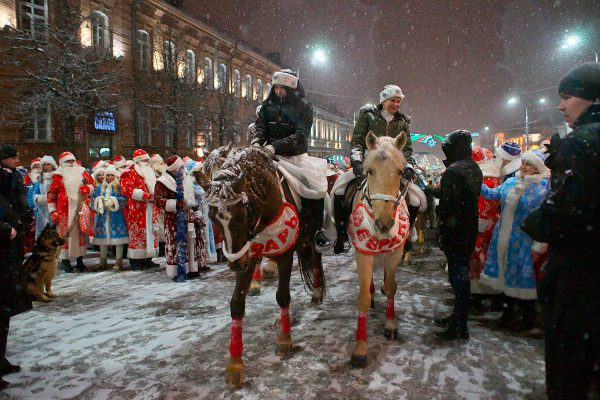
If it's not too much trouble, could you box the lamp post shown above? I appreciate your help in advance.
[507,97,546,150]
[561,34,598,63]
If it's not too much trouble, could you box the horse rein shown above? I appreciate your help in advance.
[360,176,409,211]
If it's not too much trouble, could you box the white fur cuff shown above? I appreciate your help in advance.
[35,194,47,206]
[165,199,177,212]
[478,218,490,233]
[187,222,195,233]
[47,203,56,213]
[531,241,548,254]
[108,196,120,212]
[132,189,145,201]
[194,210,203,219]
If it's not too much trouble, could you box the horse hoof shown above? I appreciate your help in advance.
[384,328,398,340]
[350,354,368,369]
[225,358,244,388]
[39,295,52,302]
[248,287,261,296]
[276,338,292,356]
[46,292,57,298]
[311,288,323,305]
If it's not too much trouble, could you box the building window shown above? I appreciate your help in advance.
[136,30,150,71]
[203,57,213,89]
[24,103,51,142]
[184,50,196,84]
[164,110,175,147]
[234,69,242,96]
[136,107,150,146]
[92,11,110,52]
[186,122,195,148]
[256,79,263,102]
[217,63,227,91]
[265,83,272,98]
[19,0,48,40]
[163,40,175,72]
[245,75,253,100]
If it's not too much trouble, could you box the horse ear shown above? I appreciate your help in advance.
[365,131,378,151]
[395,131,408,152]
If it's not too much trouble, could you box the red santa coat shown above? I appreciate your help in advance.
[154,172,205,278]
[470,161,501,292]
[47,166,94,259]
[120,163,159,259]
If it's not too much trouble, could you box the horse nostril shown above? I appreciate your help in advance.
[375,219,391,234]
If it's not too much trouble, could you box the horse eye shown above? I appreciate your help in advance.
[367,169,373,175]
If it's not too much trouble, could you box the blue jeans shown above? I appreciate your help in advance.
[444,251,470,326]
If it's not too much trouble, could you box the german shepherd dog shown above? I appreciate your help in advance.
[22,224,66,302]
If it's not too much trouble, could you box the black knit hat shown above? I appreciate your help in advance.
[558,62,600,101]
[0,144,18,160]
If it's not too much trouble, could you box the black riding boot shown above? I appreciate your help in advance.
[75,257,86,273]
[332,194,349,254]
[311,198,332,252]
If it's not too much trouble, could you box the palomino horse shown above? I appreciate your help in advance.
[203,146,326,387]
[347,131,410,368]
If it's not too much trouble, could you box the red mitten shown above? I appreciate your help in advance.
[143,192,152,201]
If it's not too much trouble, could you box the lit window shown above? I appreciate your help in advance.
[163,40,175,71]
[245,75,253,100]
[184,50,196,83]
[136,30,150,70]
[203,57,213,89]
[92,11,110,52]
[217,63,227,91]
[256,79,263,102]
[233,69,241,97]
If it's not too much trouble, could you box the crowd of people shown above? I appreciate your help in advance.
[0,61,598,398]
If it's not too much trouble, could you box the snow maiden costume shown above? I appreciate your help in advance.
[28,155,58,240]
[479,150,549,301]
[91,165,129,270]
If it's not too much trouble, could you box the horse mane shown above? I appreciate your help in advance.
[203,144,232,179]
[206,146,277,207]
[363,136,406,171]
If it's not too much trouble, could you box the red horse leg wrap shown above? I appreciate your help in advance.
[230,318,243,358]
[280,306,291,335]
[356,311,367,341]
[386,297,395,320]
[252,266,261,281]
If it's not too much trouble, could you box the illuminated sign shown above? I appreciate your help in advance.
[410,132,481,148]
[93,111,117,133]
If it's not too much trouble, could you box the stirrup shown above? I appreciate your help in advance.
[314,229,333,254]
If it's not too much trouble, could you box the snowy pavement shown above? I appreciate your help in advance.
[2,249,546,399]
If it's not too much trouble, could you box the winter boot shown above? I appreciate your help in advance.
[309,199,332,253]
[145,258,160,269]
[158,242,166,257]
[75,257,87,273]
[0,377,8,390]
[112,258,123,272]
[1,358,21,376]
[332,194,350,254]
[95,257,108,271]
[435,318,469,341]
[129,258,143,271]
[314,229,332,252]
[434,314,456,328]
[60,259,73,273]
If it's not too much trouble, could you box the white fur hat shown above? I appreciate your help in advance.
[103,164,120,178]
[521,149,549,175]
[40,155,58,169]
[272,69,298,89]
[380,85,405,104]
[149,153,163,167]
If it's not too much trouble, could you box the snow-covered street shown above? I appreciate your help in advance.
[2,249,546,399]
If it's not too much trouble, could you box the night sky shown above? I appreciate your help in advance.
[183,0,599,135]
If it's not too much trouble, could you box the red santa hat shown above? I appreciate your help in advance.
[92,160,107,171]
[166,155,185,172]
[40,155,58,169]
[149,153,163,167]
[59,151,76,165]
[30,157,42,168]
[113,155,127,169]
[132,149,150,163]
[471,146,486,164]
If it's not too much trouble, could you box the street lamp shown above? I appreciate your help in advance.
[507,97,546,150]
[560,34,598,63]
[312,48,327,65]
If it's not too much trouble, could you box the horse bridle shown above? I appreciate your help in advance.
[219,192,263,263]
[359,174,408,211]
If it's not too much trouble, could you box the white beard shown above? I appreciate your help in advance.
[135,163,157,194]
[41,172,54,192]
[183,173,196,207]
[30,170,41,183]
[61,165,84,202]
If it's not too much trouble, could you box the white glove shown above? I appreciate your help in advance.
[263,145,275,158]
[97,197,105,215]
[478,218,490,233]
[104,197,114,208]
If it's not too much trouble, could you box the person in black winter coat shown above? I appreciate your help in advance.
[251,69,331,250]
[522,62,600,400]
[0,145,33,390]
[427,130,482,340]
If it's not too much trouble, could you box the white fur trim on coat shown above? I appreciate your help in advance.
[132,188,145,201]
[165,199,177,212]
[35,194,47,206]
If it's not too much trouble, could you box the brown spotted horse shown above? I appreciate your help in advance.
[203,146,326,387]
[346,131,410,368]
